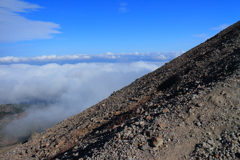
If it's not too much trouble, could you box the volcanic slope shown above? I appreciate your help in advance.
[1,21,240,160]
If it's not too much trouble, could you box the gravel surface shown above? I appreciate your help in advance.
[0,21,240,160]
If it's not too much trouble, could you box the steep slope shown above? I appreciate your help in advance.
[1,21,240,160]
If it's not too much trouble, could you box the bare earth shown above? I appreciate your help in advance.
[0,21,240,160]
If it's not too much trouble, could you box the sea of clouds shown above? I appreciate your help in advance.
[0,52,183,65]
[0,61,166,139]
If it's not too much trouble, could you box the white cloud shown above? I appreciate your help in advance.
[120,2,127,6]
[0,62,161,139]
[119,2,128,13]
[0,54,91,63]
[119,7,128,13]
[106,52,114,55]
[153,55,168,60]
[32,54,91,61]
[0,52,183,64]
[0,0,61,43]
[210,24,229,30]
[0,0,41,12]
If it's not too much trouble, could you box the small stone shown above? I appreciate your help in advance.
[197,103,204,107]
[135,122,139,125]
[124,130,132,137]
[136,108,141,114]
[73,152,79,157]
[112,125,118,129]
[162,108,169,114]
[151,135,164,147]
[207,139,215,146]
[115,111,121,115]
[202,142,209,148]
[158,123,165,128]
[139,143,148,151]
[139,121,145,124]
[196,122,201,126]
[117,133,121,139]
[207,132,212,135]
[146,115,152,120]
[45,143,50,147]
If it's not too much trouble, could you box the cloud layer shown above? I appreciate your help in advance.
[0,0,61,43]
[0,52,183,64]
[0,62,162,139]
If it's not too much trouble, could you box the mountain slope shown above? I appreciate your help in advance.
[1,21,240,160]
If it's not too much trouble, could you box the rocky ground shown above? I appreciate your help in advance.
[0,21,239,160]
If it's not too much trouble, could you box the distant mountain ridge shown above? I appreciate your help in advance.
[0,21,240,160]
[0,104,30,148]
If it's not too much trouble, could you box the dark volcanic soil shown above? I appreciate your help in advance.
[0,21,240,160]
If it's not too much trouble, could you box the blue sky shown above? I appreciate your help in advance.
[0,0,239,63]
